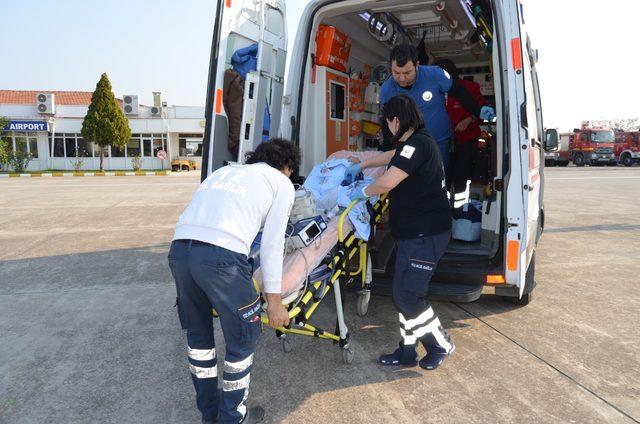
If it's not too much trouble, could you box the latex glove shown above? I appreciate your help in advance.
[349,185,369,203]
[479,106,496,122]
[343,163,361,185]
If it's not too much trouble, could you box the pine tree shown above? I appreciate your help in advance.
[81,73,131,171]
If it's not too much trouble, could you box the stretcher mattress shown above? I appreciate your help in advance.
[253,150,386,302]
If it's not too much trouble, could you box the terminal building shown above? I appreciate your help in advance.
[0,90,205,171]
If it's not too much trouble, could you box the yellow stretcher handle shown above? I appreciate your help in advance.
[338,199,362,242]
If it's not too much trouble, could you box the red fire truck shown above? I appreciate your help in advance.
[614,131,640,166]
[569,127,616,166]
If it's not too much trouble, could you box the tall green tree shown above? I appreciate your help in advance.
[0,116,11,170]
[81,73,131,171]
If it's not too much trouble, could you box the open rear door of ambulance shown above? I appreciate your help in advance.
[502,0,539,300]
[200,0,288,181]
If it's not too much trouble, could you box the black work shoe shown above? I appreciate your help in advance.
[378,344,417,366]
[241,405,265,424]
[419,342,456,371]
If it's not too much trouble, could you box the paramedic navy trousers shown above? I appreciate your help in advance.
[168,239,262,424]
[392,231,453,359]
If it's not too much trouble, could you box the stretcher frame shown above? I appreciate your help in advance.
[258,194,389,363]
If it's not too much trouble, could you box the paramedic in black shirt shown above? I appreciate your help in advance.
[344,94,455,370]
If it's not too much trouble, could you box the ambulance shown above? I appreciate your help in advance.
[200,0,547,305]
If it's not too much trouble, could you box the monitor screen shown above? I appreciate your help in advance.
[304,222,321,240]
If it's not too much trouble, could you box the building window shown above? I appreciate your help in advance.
[15,134,28,154]
[54,137,64,157]
[29,137,39,158]
[152,134,166,157]
[2,131,40,158]
[142,137,152,157]
[111,145,125,157]
[76,137,92,157]
[65,134,77,157]
[127,138,141,157]
[179,133,204,157]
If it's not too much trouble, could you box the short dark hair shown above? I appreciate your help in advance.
[434,58,458,78]
[390,44,419,67]
[245,138,300,171]
[381,95,425,142]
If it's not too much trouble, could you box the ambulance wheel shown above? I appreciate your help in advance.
[573,154,585,167]
[509,291,532,306]
[621,154,633,167]
[281,338,293,353]
[356,292,370,317]
[342,346,354,364]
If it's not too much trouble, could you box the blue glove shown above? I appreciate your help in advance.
[342,163,361,186]
[349,185,369,203]
[479,106,496,122]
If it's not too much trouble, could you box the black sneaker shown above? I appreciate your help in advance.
[241,405,265,424]
[378,344,417,367]
[418,342,456,371]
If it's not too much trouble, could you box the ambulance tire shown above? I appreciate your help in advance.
[621,154,633,167]
[573,154,585,167]
[506,253,536,307]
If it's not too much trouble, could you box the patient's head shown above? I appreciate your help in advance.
[245,138,301,177]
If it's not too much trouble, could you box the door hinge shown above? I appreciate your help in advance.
[494,179,504,191]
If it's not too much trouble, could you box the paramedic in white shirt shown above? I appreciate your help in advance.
[168,138,298,424]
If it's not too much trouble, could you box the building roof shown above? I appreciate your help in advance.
[0,90,122,106]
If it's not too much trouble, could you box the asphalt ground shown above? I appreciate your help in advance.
[1,167,639,424]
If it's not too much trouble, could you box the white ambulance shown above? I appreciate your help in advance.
[200,0,547,305]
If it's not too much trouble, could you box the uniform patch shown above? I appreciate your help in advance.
[400,145,415,159]
[422,91,433,102]
[410,261,433,271]
[443,69,451,79]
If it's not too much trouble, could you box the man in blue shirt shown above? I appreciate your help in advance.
[380,44,495,172]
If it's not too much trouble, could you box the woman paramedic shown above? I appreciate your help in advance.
[344,94,455,370]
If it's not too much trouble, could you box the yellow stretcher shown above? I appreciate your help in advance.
[256,194,388,363]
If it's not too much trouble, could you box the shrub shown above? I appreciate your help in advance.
[131,154,143,171]
[9,151,32,173]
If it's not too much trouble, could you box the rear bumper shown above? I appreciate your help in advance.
[371,257,505,303]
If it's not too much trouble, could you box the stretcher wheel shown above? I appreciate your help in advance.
[281,337,293,353]
[356,291,370,317]
[342,346,354,364]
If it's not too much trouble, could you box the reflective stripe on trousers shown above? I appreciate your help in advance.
[392,231,453,352]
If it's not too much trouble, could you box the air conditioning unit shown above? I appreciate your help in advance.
[122,94,139,115]
[36,93,55,114]
[150,106,161,116]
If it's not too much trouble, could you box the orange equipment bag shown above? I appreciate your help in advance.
[315,25,352,73]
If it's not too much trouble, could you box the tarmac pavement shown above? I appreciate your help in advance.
[1,167,639,423]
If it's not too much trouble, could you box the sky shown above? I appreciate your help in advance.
[1,0,638,132]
